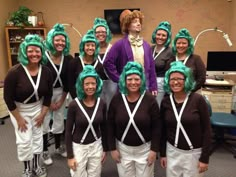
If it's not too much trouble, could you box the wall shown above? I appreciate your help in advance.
[1,0,235,79]
[0,0,18,81]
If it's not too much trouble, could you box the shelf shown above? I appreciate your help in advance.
[5,27,47,68]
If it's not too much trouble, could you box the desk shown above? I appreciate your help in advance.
[202,79,235,113]
[210,112,236,158]
[0,87,9,124]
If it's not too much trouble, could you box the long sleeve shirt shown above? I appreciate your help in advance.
[160,93,211,163]
[4,64,53,111]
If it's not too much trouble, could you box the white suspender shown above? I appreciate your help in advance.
[79,56,98,69]
[121,92,146,144]
[98,43,112,64]
[175,55,190,65]
[75,97,100,144]
[152,46,165,60]
[45,51,64,87]
[170,93,193,150]
[21,64,42,104]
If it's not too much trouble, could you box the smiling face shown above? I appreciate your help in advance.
[169,72,185,93]
[84,42,96,56]
[95,26,107,43]
[128,18,142,34]
[126,74,141,94]
[83,77,97,97]
[27,45,42,65]
[176,38,189,55]
[155,29,168,46]
[53,35,66,52]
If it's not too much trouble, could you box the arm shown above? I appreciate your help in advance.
[103,42,121,83]
[100,101,108,163]
[35,105,49,127]
[68,58,78,99]
[193,55,206,91]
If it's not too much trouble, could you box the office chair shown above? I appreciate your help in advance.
[210,112,236,158]
[203,95,236,158]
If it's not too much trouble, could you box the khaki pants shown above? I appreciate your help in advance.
[166,142,204,177]
[70,139,103,177]
[117,141,154,177]
[10,100,43,161]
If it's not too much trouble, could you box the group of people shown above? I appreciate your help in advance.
[4,8,211,177]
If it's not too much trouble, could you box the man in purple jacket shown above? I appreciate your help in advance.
[103,9,158,96]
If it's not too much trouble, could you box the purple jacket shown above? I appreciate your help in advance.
[103,35,157,91]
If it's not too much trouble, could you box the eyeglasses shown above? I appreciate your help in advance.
[95,31,106,34]
[169,78,185,82]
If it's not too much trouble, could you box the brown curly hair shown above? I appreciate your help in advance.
[119,10,144,34]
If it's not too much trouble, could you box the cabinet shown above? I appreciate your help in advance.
[5,27,47,67]
[0,86,9,124]
[202,79,235,113]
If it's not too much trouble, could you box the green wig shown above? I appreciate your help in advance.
[151,21,172,47]
[79,29,100,58]
[118,61,146,95]
[75,65,103,100]
[172,28,194,56]
[93,18,112,43]
[46,23,70,55]
[18,34,47,66]
[164,61,195,94]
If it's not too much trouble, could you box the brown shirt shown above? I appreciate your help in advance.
[160,93,211,163]
[107,92,161,152]
[4,64,53,111]
[66,98,107,159]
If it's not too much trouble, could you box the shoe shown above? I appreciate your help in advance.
[55,146,67,157]
[33,166,47,177]
[22,169,32,177]
[42,151,53,165]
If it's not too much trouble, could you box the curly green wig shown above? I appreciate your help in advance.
[18,34,47,66]
[151,21,172,47]
[46,23,70,55]
[79,29,100,58]
[172,28,194,56]
[75,65,103,100]
[164,61,195,94]
[118,61,146,95]
[93,18,112,43]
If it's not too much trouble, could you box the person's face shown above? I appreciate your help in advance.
[83,77,97,97]
[169,72,185,93]
[155,30,168,46]
[27,45,42,65]
[95,26,107,43]
[126,74,141,93]
[128,18,142,34]
[53,35,66,52]
[84,42,96,56]
[176,38,189,55]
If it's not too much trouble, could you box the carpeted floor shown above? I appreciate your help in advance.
[0,117,236,177]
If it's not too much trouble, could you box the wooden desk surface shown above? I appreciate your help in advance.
[205,79,235,86]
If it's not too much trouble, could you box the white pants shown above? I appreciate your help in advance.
[156,77,165,107]
[166,142,204,177]
[116,141,154,177]
[9,100,43,161]
[100,80,117,107]
[43,87,66,134]
[70,139,103,177]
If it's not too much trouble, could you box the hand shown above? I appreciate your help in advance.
[54,99,64,110]
[68,158,78,172]
[50,103,57,111]
[17,117,28,132]
[101,152,106,164]
[111,150,121,163]
[151,90,158,96]
[147,150,156,166]
[35,113,45,128]
[198,161,208,173]
[160,157,167,168]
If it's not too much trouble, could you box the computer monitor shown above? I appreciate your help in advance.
[206,51,236,79]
